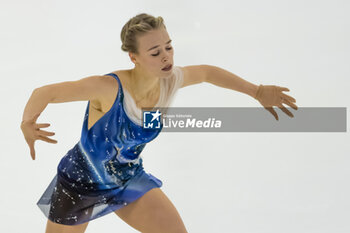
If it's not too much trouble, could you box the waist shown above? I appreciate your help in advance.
[77,140,142,166]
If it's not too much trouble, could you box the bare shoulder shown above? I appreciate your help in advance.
[177,65,209,88]
[95,69,129,112]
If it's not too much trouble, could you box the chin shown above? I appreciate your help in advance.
[161,70,174,78]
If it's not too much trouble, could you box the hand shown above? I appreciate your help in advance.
[254,84,298,121]
[20,113,57,160]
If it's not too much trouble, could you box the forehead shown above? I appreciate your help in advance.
[138,28,171,51]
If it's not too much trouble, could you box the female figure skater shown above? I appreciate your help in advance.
[20,13,298,233]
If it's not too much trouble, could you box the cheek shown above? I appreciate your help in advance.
[143,57,157,66]
[146,60,161,71]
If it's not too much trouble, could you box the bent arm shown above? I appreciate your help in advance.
[205,65,259,98]
[21,75,113,123]
[22,88,52,122]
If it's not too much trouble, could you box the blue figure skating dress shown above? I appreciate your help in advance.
[36,66,184,225]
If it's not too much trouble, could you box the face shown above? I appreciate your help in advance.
[129,27,174,77]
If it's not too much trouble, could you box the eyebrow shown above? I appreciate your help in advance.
[147,39,172,51]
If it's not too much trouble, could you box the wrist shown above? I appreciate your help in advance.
[21,119,29,125]
[252,84,262,99]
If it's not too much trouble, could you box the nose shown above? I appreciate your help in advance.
[162,48,172,63]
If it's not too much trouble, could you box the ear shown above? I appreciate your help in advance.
[128,52,137,64]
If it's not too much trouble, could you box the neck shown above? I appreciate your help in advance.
[129,66,160,103]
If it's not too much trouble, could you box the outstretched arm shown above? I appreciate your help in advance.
[204,65,259,98]
[180,65,258,97]
[20,74,113,160]
[180,65,298,120]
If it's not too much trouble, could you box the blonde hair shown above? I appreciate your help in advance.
[120,13,166,54]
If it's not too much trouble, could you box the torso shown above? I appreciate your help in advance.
[87,69,160,130]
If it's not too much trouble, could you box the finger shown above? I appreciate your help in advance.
[264,107,279,121]
[278,86,290,92]
[38,135,58,144]
[30,148,35,160]
[29,141,35,160]
[36,123,51,129]
[37,129,55,136]
[278,105,294,118]
[282,99,298,110]
[281,93,296,103]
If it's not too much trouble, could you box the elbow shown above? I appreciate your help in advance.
[33,86,54,103]
[203,64,216,83]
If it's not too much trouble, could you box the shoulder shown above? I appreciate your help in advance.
[100,69,133,92]
[91,70,128,111]
[177,65,209,88]
[105,69,132,89]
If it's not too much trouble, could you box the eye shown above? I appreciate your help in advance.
[151,47,173,56]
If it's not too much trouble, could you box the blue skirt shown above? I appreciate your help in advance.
[37,144,163,226]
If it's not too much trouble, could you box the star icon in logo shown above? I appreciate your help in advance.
[150,109,162,122]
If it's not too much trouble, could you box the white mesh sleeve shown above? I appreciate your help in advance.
[160,65,184,108]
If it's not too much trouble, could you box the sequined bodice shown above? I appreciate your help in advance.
[79,72,163,165]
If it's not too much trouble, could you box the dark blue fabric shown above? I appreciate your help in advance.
[37,73,163,225]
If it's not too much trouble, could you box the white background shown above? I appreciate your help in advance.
[1,0,349,232]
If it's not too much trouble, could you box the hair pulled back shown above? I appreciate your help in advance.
[121,13,166,54]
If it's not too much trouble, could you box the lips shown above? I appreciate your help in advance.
[162,64,172,71]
